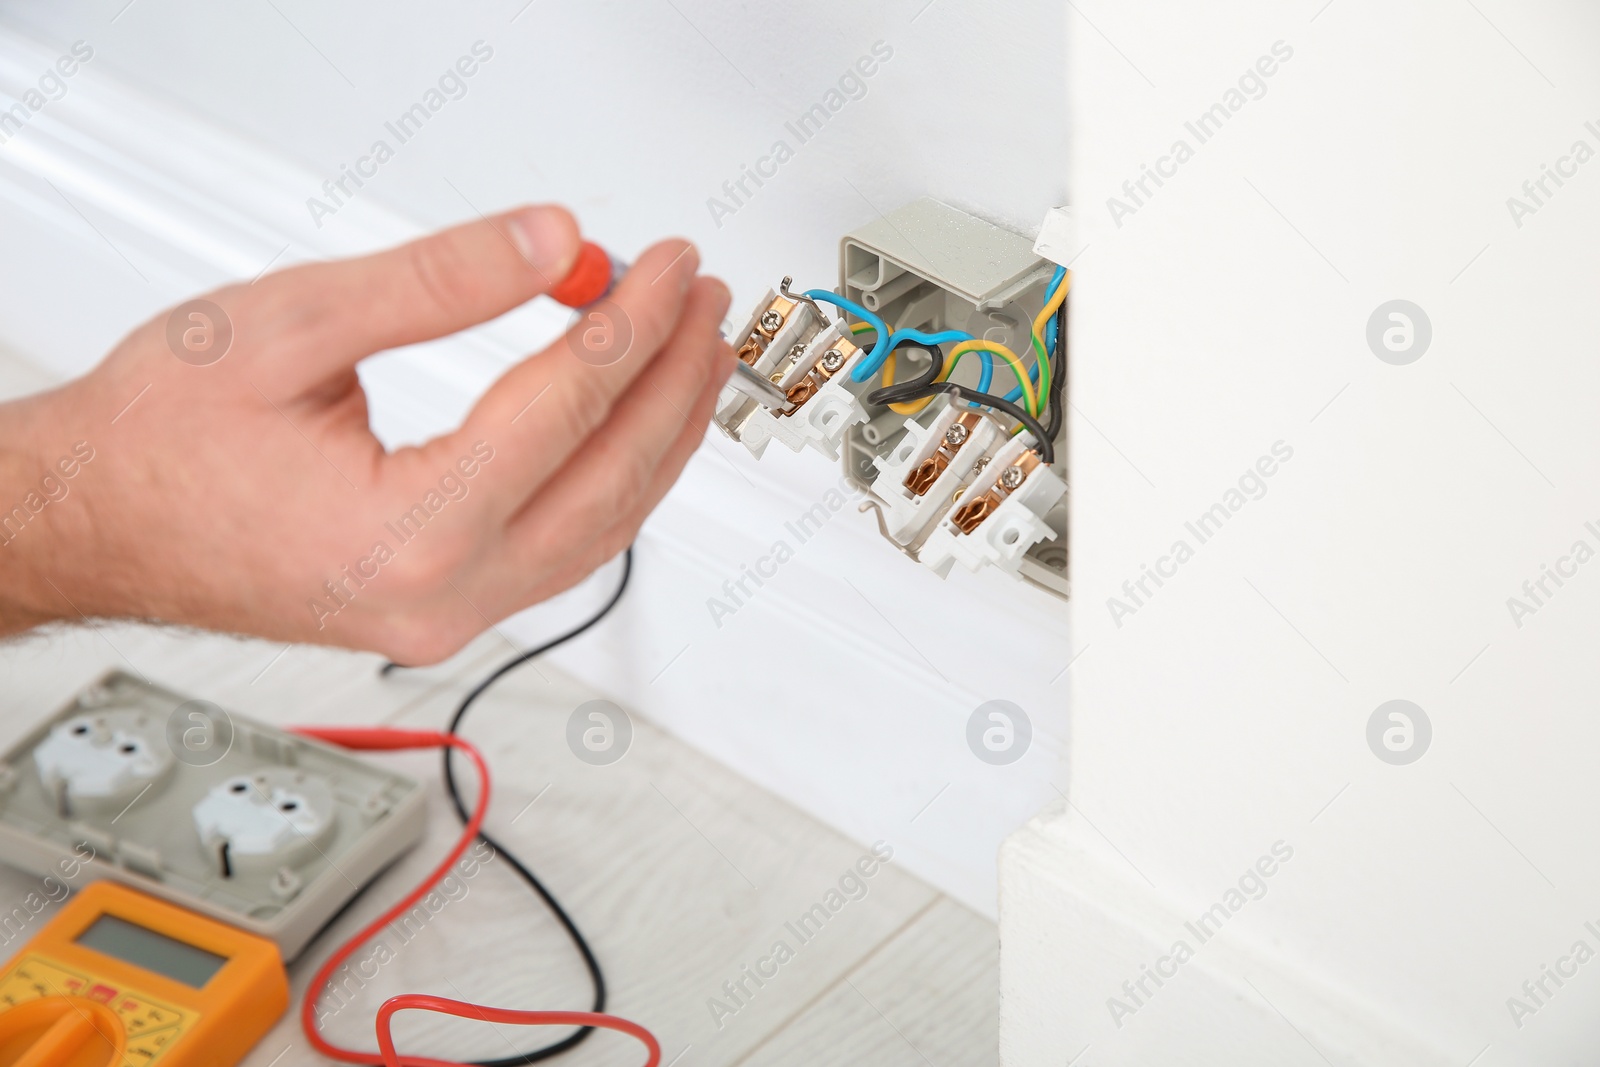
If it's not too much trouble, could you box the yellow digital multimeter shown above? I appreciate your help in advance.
[0,881,288,1067]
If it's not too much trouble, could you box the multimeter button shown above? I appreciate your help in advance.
[0,995,124,1067]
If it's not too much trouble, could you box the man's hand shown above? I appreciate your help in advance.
[0,205,733,663]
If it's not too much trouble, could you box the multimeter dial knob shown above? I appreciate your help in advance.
[0,995,125,1067]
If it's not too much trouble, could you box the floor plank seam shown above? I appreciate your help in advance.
[725,894,946,1067]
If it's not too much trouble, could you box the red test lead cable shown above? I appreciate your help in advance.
[292,726,660,1067]
[377,998,659,1067]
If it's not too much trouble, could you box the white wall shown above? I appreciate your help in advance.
[4,0,1064,306]
[0,1,1069,915]
[1001,0,1600,1062]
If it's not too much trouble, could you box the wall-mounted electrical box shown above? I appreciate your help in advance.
[716,198,1069,597]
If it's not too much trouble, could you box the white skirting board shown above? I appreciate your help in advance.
[0,25,1069,919]
[998,804,1457,1067]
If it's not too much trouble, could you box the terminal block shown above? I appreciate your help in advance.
[717,199,1069,597]
[715,282,825,431]
[920,435,1069,581]
[735,321,874,460]
[869,405,1004,545]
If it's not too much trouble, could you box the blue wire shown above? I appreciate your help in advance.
[886,328,991,395]
[802,290,1006,399]
[803,291,889,382]
[804,268,1063,407]
[1045,265,1066,298]
[1010,266,1067,405]
[889,328,971,347]
[1041,266,1065,356]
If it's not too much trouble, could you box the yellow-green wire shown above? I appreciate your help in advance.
[1030,274,1069,411]
[943,340,1037,415]
[851,321,1043,420]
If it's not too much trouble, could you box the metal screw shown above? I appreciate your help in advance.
[972,457,989,475]
[759,309,785,333]
[999,466,1026,490]
[944,423,970,448]
[820,348,846,373]
[787,343,807,360]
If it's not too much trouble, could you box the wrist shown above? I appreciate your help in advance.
[0,387,99,635]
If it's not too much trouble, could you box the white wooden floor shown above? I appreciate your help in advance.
[0,348,998,1067]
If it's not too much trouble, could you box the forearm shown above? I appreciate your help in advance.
[0,206,727,663]
[0,387,97,636]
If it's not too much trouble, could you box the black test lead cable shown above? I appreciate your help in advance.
[380,547,633,1065]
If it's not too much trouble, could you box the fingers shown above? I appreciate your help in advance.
[491,335,731,609]
[246,205,581,385]
[501,274,732,561]
[440,238,708,506]
[330,271,727,660]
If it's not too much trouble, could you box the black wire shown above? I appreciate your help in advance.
[865,337,1056,464]
[864,340,944,407]
[386,549,633,1066]
[883,382,1054,464]
[1042,289,1067,442]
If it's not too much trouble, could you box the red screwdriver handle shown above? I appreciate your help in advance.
[549,240,614,307]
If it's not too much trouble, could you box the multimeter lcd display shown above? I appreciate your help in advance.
[75,914,229,988]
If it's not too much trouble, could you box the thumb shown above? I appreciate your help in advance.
[249,204,581,377]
